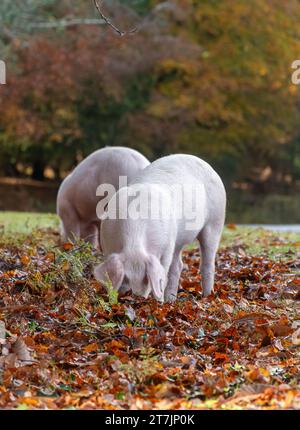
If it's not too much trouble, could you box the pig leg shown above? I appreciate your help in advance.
[80,221,99,249]
[98,220,103,252]
[60,207,80,243]
[164,251,183,303]
[197,221,223,297]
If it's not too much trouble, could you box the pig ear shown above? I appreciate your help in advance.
[94,253,124,291]
[146,255,165,302]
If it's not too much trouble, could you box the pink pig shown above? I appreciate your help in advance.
[94,154,226,302]
[57,146,150,248]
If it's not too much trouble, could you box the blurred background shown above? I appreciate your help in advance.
[0,0,299,223]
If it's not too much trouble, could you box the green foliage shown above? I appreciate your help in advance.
[227,193,300,224]
[0,0,58,55]
[27,239,98,293]
[119,0,152,15]
[102,275,119,306]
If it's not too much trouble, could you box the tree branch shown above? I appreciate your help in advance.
[30,18,107,29]
[93,0,137,37]
[1,0,169,39]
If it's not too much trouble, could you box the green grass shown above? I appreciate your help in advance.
[221,225,300,257]
[185,226,300,260]
[0,212,299,260]
[0,211,60,247]
[0,211,59,234]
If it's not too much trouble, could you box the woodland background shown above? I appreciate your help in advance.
[0,2,299,411]
[0,0,300,222]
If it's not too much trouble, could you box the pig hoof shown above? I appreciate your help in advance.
[164,292,177,303]
[202,290,213,298]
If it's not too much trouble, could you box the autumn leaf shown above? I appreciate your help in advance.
[12,338,33,363]
[226,224,237,230]
[0,226,299,409]
[292,328,300,346]
[62,242,73,251]
[20,255,30,265]
[83,343,99,353]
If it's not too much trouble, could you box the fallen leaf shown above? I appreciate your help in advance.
[226,224,237,230]
[83,343,99,353]
[292,328,300,346]
[20,255,30,265]
[62,242,73,251]
[12,338,33,363]
[125,306,136,322]
[271,324,293,337]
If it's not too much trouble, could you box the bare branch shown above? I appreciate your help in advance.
[30,18,107,29]
[93,0,137,37]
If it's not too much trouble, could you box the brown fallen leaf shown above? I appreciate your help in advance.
[271,324,293,337]
[292,327,300,346]
[233,312,273,324]
[226,223,237,230]
[0,353,17,369]
[234,383,274,397]
[62,242,73,251]
[20,255,30,265]
[155,383,182,398]
[12,337,33,363]
[0,226,299,410]
[83,342,99,353]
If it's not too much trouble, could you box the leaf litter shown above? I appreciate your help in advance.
[0,227,299,409]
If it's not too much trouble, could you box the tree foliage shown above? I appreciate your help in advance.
[0,0,299,188]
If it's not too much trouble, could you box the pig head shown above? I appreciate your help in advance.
[94,251,166,302]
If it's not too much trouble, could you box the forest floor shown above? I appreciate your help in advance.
[0,213,299,410]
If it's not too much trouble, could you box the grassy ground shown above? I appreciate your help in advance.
[0,212,59,235]
[221,225,300,258]
[0,211,299,256]
[0,212,299,410]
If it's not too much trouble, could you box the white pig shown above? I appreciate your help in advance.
[57,146,150,248]
[94,154,226,302]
